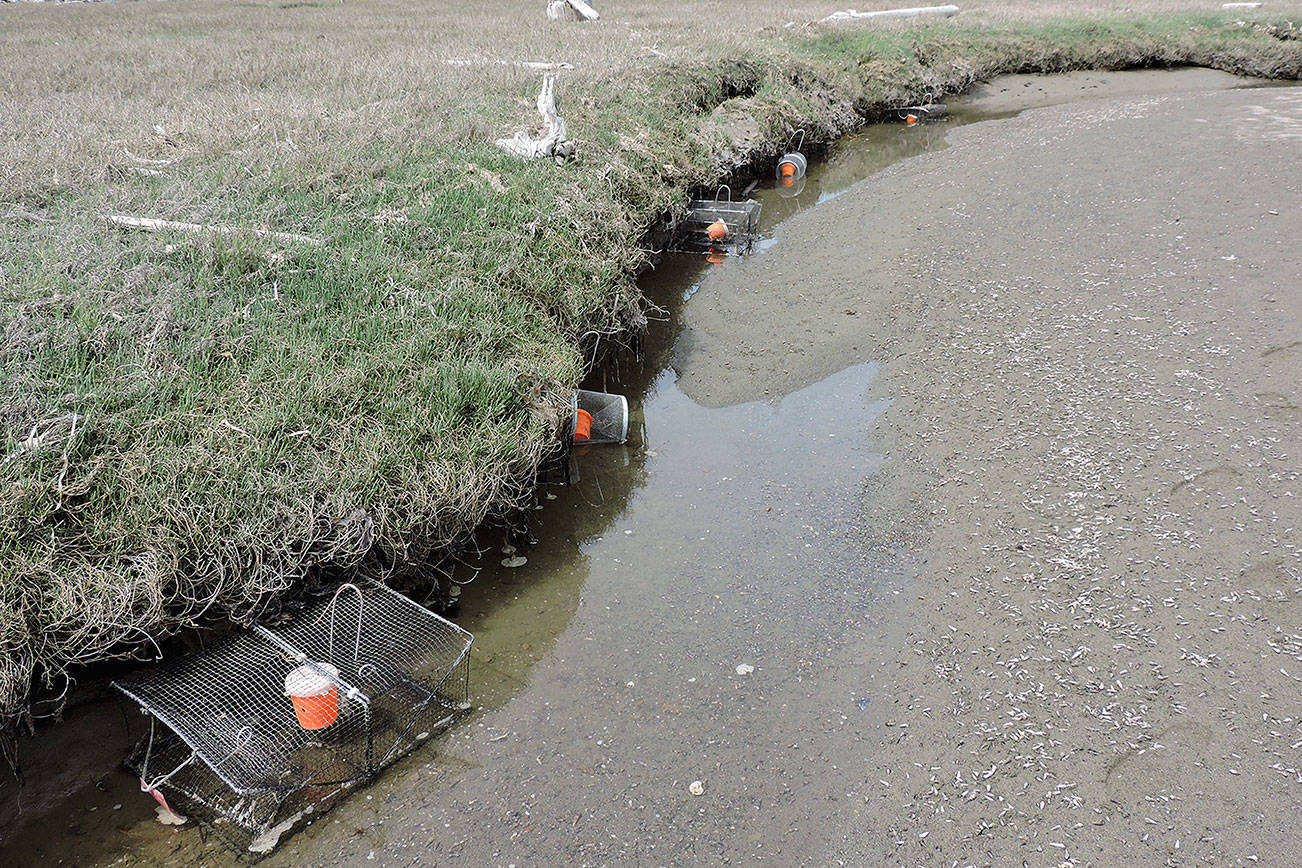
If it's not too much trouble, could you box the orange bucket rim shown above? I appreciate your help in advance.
[574,408,593,441]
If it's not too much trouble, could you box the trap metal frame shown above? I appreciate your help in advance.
[113,581,473,856]
[670,184,762,255]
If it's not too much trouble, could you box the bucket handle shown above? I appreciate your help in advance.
[715,184,732,203]
[788,128,806,153]
[314,582,366,667]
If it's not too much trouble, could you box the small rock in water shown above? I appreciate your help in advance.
[501,555,528,568]
[449,585,461,597]
[545,492,557,500]
[501,543,516,555]
[735,664,755,676]
[689,780,704,796]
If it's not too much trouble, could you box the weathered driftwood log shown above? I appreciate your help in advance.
[103,214,324,246]
[494,74,576,163]
[546,0,579,20]
[546,0,598,21]
[820,5,958,24]
[445,58,575,71]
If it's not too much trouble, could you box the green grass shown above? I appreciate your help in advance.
[2,2,1300,727]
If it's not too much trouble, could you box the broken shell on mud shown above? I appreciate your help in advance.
[688,780,705,796]
[500,555,528,568]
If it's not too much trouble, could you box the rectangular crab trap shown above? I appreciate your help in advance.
[113,582,473,856]
[669,184,762,255]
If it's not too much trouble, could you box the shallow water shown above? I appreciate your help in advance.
[0,66,1281,867]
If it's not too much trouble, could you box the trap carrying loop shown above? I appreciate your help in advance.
[787,128,806,152]
[312,582,366,667]
[714,184,732,202]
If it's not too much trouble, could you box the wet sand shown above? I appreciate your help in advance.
[699,81,1300,863]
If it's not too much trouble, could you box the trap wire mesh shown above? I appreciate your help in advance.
[670,186,762,255]
[571,389,629,445]
[114,582,472,855]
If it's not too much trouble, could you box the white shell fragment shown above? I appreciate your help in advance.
[501,544,516,555]
[735,663,755,676]
[155,804,187,825]
[501,555,528,568]
[688,780,705,796]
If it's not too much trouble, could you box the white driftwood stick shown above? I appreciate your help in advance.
[820,5,958,23]
[546,0,580,20]
[494,74,576,162]
[565,0,599,20]
[445,58,575,70]
[104,214,324,246]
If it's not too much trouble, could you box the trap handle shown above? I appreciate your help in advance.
[320,583,365,667]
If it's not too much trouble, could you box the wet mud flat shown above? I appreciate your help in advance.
[3,68,1299,866]
[678,74,1302,864]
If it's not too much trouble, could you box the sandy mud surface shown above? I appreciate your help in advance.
[789,83,1301,864]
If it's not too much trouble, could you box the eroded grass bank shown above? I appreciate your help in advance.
[2,0,1300,731]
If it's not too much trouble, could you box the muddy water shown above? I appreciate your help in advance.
[0,68,1280,867]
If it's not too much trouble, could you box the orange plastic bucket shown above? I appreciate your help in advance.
[780,161,796,178]
[284,663,340,730]
[905,114,919,125]
[574,408,593,441]
[705,219,728,241]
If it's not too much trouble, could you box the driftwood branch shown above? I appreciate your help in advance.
[494,74,576,163]
[103,214,324,246]
[820,4,958,23]
[446,58,575,71]
[546,0,598,20]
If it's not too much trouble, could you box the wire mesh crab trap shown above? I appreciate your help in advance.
[669,185,762,256]
[569,388,628,446]
[113,582,473,857]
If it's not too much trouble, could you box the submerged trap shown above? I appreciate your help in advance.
[570,388,629,445]
[113,582,473,855]
[670,185,762,255]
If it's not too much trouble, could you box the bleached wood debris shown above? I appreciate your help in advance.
[820,4,958,23]
[494,74,576,163]
[103,214,324,246]
[445,58,575,70]
[546,0,598,21]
